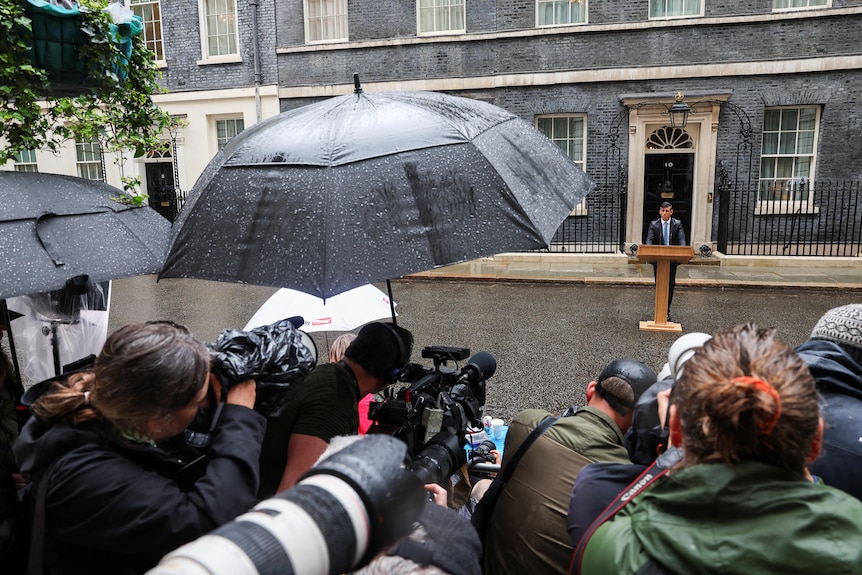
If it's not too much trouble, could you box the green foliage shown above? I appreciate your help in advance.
[0,1,53,156]
[0,0,176,189]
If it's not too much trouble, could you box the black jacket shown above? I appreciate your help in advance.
[13,405,266,574]
[796,339,862,500]
[567,447,682,548]
[645,217,686,246]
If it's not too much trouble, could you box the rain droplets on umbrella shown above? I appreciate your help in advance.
[160,83,594,299]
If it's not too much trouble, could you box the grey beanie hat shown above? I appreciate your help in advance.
[811,304,862,350]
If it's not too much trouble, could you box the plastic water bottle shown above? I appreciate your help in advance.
[482,416,492,435]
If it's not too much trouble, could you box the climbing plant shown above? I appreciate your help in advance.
[0,0,176,194]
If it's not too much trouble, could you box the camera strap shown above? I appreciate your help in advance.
[569,458,667,574]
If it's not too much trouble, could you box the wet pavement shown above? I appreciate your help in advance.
[106,260,861,423]
[411,253,862,291]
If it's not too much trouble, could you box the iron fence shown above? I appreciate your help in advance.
[545,185,622,253]
[718,180,862,257]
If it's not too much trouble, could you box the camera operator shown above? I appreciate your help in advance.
[12,322,264,575]
[259,321,413,496]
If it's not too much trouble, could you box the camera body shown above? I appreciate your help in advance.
[367,346,495,483]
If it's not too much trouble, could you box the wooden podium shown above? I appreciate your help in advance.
[637,245,693,332]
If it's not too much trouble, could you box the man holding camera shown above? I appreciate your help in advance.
[481,359,656,575]
[258,321,413,497]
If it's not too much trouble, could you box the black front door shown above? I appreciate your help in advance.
[145,162,177,222]
[642,153,693,243]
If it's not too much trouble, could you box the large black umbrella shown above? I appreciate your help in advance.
[0,171,171,299]
[160,84,594,299]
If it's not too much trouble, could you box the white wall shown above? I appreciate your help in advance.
[1,85,282,198]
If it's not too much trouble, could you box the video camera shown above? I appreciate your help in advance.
[208,317,317,418]
[367,345,496,485]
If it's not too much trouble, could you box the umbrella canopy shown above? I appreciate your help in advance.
[244,284,396,333]
[160,88,594,298]
[0,171,171,299]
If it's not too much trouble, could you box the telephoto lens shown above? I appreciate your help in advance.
[406,429,466,486]
[146,435,426,575]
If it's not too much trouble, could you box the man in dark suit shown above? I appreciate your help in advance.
[645,201,686,321]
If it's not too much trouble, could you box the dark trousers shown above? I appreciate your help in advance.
[650,263,678,311]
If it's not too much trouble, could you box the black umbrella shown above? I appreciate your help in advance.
[160,83,594,299]
[1,171,171,388]
[0,171,171,300]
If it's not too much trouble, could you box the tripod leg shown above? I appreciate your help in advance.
[51,323,61,377]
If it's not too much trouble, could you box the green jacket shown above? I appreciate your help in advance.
[579,461,862,575]
[484,407,631,575]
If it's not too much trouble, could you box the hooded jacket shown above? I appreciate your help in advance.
[796,339,862,499]
[13,404,266,575]
[577,461,862,575]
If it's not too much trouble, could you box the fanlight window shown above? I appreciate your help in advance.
[147,147,172,159]
[646,127,693,150]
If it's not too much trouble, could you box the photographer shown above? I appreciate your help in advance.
[260,321,413,496]
[13,322,264,575]
[575,324,862,574]
[481,359,656,575]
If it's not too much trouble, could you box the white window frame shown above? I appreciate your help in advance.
[757,106,820,215]
[75,138,105,181]
[214,115,246,152]
[417,0,466,36]
[536,114,588,215]
[304,0,348,44]
[197,0,242,65]
[648,0,703,20]
[536,0,588,28]
[773,0,831,11]
[127,0,165,65]
[13,149,38,173]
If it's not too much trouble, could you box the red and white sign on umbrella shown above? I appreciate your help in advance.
[244,284,396,333]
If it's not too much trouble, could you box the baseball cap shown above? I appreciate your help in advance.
[595,358,658,415]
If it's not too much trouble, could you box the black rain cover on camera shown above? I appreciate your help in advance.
[208,318,317,417]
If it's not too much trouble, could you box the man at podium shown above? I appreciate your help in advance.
[645,202,686,321]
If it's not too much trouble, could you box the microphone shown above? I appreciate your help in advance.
[455,351,497,386]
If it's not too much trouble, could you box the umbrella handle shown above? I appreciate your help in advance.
[386,280,397,325]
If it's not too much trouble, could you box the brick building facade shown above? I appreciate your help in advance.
[274,0,862,256]
[5,1,861,255]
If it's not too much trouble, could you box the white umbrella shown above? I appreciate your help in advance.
[244,284,396,333]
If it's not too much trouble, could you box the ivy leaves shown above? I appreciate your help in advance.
[0,0,174,191]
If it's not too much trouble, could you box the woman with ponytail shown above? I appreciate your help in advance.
[13,322,264,575]
[576,323,862,575]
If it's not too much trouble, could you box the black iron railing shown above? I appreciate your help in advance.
[545,185,622,253]
[718,180,862,257]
